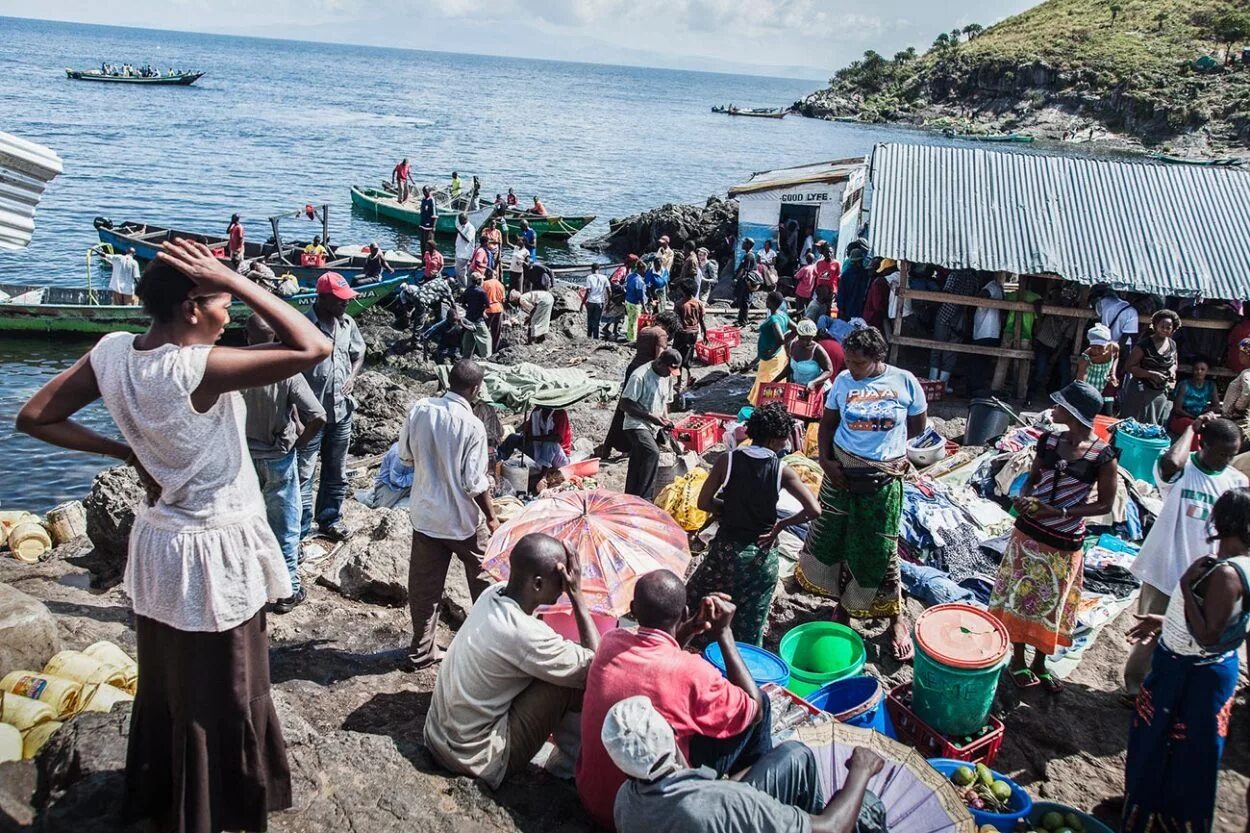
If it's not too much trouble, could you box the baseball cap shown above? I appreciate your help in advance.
[315,272,359,300]
[1086,323,1111,346]
[601,696,679,781]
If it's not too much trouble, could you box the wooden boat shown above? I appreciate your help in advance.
[0,274,408,336]
[944,130,1035,143]
[1148,153,1246,167]
[353,186,596,240]
[94,213,421,285]
[66,69,204,85]
[712,105,787,119]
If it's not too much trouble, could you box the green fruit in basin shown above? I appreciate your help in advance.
[991,780,1014,804]
[976,763,995,787]
[952,766,976,786]
[1064,814,1085,832]
[1040,812,1065,831]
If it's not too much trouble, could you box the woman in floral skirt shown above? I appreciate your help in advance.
[989,380,1117,693]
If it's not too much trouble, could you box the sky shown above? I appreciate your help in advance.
[0,0,1040,79]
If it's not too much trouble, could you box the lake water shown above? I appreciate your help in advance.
[0,16,936,511]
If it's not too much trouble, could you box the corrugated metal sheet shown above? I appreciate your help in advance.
[730,157,865,196]
[867,142,1250,300]
[0,131,64,252]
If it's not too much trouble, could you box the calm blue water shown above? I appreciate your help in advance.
[0,16,931,511]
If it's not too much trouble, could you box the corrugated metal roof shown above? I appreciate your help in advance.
[0,131,64,252]
[729,157,865,196]
[867,142,1250,300]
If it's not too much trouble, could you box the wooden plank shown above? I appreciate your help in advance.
[889,335,1033,361]
[889,262,908,365]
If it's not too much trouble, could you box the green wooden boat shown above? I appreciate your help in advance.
[0,274,406,336]
[353,185,596,240]
[944,131,1035,143]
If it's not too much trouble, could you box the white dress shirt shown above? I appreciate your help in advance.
[399,391,490,540]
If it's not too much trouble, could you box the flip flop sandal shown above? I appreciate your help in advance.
[1036,671,1063,694]
[1010,668,1040,689]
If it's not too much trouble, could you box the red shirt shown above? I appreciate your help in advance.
[575,628,757,831]
[423,250,444,277]
[469,247,490,275]
[393,161,410,181]
[862,275,890,330]
[506,193,518,206]
[1228,318,1250,372]
[227,222,244,255]
[818,338,845,378]
[794,264,818,299]
[814,258,839,293]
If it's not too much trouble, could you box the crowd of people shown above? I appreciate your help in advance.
[12,216,1250,833]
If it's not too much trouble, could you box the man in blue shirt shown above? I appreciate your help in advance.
[646,260,671,312]
[518,219,537,257]
[625,261,648,342]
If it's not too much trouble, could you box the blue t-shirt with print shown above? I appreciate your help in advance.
[625,273,647,304]
[825,365,927,461]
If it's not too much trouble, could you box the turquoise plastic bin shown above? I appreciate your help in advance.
[806,676,895,738]
[1114,430,1170,485]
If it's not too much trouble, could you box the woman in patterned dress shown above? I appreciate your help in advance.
[989,380,1117,693]
[686,403,820,645]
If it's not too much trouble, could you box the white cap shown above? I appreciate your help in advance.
[601,696,679,781]
[1087,323,1112,345]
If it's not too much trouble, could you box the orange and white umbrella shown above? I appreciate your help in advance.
[482,489,690,615]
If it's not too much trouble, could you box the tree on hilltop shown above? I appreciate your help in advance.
[894,47,917,63]
[1109,2,1123,24]
[933,32,952,50]
[1213,11,1250,62]
[963,23,984,40]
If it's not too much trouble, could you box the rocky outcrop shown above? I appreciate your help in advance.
[0,584,61,677]
[315,502,473,624]
[583,197,738,262]
[82,467,144,577]
[349,371,426,457]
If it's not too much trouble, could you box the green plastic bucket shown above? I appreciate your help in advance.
[778,622,866,696]
[911,604,1010,737]
[1113,430,1170,485]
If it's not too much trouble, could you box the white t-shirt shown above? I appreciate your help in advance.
[107,254,140,295]
[584,272,610,305]
[759,248,777,266]
[424,583,593,789]
[1097,296,1139,343]
[455,221,477,261]
[510,246,529,274]
[1131,455,1248,593]
[972,281,1003,341]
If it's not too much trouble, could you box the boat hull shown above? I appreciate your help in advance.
[0,275,406,337]
[95,220,420,285]
[66,70,204,85]
[355,186,594,239]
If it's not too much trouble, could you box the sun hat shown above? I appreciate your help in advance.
[1050,380,1103,428]
[796,319,818,337]
[877,257,897,273]
[601,696,680,782]
[315,272,358,300]
[1086,323,1112,346]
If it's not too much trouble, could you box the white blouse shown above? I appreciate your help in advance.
[91,333,291,632]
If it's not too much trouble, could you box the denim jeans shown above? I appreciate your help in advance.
[297,410,353,538]
[585,302,603,338]
[688,692,773,776]
[253,451,301,593]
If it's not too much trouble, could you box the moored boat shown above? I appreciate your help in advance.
[1148,153,1246,167]
[94,213,422,285]
[943,130,1035,143]
[353,186,595,240]
[66,69,204,86]
[0,274,408,337]
[712,105,787,119]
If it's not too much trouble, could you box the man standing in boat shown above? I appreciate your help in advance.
[393,158,414,203]
[93,245,140,306]
[419,186,438,252]
[226,214,245,271]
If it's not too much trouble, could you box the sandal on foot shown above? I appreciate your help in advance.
[1036,670,1063,694]
[1010,667,1039,689]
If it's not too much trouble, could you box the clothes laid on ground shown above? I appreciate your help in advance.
[1131,455,1247,595]
[435,362,613,413]
[576,627,758,830]
[425,583,593,789]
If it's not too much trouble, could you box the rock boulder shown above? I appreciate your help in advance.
[0,584,61,676]
[349,371,425,457]
[583,197,738,264]
[82,466,144,573]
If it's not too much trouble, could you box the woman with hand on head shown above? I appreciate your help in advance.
[16,238,330,833]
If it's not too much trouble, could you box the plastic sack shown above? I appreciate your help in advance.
[654,468,710,532]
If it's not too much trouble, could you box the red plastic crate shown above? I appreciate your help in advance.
[706,325,742,348]
[694,340,731,366]
[885,682,1004,766]
[671,414,724,453]
[756,382,824,420]
[920,379,945,402]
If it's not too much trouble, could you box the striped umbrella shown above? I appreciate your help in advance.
[482,489,690,615]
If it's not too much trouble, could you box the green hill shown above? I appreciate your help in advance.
[798,0,1250,152]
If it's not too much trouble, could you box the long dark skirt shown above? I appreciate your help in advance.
[125,610,292,833]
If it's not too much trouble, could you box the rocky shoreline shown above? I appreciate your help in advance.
[2,297,1248,832]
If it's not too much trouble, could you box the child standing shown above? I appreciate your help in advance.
[1075,323,1120,414]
